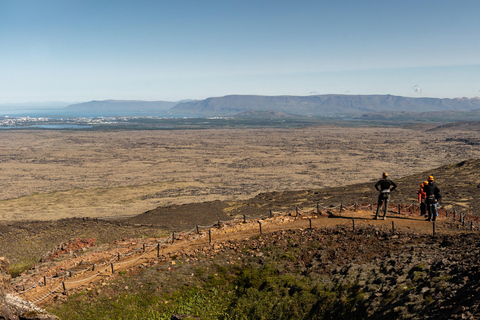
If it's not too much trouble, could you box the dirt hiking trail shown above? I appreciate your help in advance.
[11,207,471,307]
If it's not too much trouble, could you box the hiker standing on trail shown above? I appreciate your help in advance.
[418,181,427,216]
[374,172,397,220]
[423,176,441,221]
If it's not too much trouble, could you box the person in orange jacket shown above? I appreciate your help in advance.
[417,181,427,216]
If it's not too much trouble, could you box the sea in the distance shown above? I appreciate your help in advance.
[0,107,185,119]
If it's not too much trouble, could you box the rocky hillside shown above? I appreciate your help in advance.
[47,226,480,319]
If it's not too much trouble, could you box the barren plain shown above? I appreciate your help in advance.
[0,126,479,221]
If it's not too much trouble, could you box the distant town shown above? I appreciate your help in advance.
[0,115,179,128]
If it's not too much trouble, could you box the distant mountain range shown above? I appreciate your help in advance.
[65,95,480,118]
[171,94,480,116]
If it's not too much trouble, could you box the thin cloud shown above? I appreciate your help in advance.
[413,85,422,94]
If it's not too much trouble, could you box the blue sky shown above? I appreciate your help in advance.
[1,0,479,104]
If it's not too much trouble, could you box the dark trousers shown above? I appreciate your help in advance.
[376,193,390,218]
[420,201,427,216]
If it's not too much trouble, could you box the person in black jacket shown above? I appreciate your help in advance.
[423,175,441,221]
[374,172,397,220]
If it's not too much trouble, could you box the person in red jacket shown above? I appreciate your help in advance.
[417,181,427,216]
[374,172,397,220]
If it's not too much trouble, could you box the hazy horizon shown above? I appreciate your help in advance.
[1,1,479,104]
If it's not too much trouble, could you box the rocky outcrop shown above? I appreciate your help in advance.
[0,257,59,320]
[0,294,60,320]
[40,238,96,262]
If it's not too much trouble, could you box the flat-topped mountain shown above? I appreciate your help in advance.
[170,94,480,116]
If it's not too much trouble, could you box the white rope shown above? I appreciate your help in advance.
[197,223,216,229]
[70,265,94,275]
[31,283,63,304]
[64,266,110,285]
[16,277,43,295]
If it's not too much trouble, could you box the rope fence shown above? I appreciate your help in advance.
[10,200,478,304]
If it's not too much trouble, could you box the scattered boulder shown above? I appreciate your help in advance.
[0,257,60,320]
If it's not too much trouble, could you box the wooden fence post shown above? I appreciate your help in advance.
[398,204,401,215]
[43,276,46,286]
[309,218,312,230]
[258,221,262,234]
[172,232,175,244]
[392,221,395,233]
[111,263,114,274]
[62,282,66,294]
[352,218,355,231]
[354,203,357,211]
[317,203,321,215]
[157,243,160,258]
[208,229,212,244]
[243,214,246,223]
[340,203,343,213]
